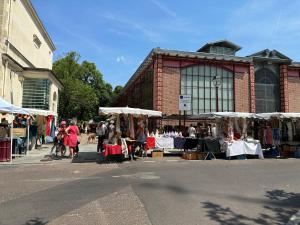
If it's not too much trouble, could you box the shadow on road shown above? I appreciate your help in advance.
[201,189,300,225]
[138,181,188,194]
[23,217,48,225]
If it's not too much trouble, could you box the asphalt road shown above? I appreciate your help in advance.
[0,149,299,225]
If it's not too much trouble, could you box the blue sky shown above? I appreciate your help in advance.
[32,0,300,88]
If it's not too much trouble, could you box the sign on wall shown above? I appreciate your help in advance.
[179,95,191,111]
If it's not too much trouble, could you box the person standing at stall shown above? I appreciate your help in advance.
[132,126,147,160]
[65,120,79,158]
[188,124,196,138]
[96,121,107,152]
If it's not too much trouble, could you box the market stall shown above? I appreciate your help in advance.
[23,108,57,146]
[0,98,29,162]
[99,107,162,159]
[255,112,300,158]
[190,112,263,159]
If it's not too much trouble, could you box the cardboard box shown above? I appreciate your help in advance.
[12,128,26,137]
[197,152,207,160]
[152,151,163,158]
[183,152,198,160]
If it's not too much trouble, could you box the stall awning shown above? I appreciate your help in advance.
[99,107,162,117]
[23,108,57,117]
[256,112,300,119]
[191,112,256,119]
[0,98,29,115]
[191,112,300,119]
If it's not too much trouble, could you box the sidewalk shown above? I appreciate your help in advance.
[1,143,99,165]
[2,144,55,165]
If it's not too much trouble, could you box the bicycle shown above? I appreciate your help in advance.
[50,137,66,158]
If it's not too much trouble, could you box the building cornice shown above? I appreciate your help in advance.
[21,0,56,51]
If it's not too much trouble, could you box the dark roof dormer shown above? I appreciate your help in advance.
[248,49,292,64]
[197,40,241,56]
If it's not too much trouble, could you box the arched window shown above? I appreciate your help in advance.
[255,68,280,113]
[180,65,234,114]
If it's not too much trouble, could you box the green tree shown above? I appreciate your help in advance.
[112,85,123,104]
[53,51,113,120]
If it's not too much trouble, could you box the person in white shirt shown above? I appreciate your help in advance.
[188,124,196,138]
[96,121,107,152]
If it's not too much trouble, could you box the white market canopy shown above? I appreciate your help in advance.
[256,112,300,119]
[0,98,29,115]
[191,112,256,119]
[99,107,162,117]
[23,108,57,117]
[191,112,300,119]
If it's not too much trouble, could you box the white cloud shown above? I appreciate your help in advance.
[101,12,163,42]
[224,0,300,59]
[116,56,125,63]
[148,0,177,18]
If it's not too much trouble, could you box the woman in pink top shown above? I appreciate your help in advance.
[66,120,79,158]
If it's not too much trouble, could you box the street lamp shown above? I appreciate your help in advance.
[212,75,222,112]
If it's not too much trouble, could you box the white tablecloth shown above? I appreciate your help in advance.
[226,140,264,159]
[155,137,174,149]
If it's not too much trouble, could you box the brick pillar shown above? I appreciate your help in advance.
[249,63,256,113]
[280,64,289,112]
[153,55,163,127]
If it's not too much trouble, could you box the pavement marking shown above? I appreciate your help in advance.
[24,176,104,182]
[166,159,179,162]
[112,172,160,180]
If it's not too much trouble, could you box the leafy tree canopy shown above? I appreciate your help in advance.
[53,51,122,121]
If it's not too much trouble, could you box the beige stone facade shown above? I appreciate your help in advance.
[0,0,61,114]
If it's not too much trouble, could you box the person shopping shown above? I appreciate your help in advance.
[132,126,147,160]
[96,121,107,152]
[66,120,79,158]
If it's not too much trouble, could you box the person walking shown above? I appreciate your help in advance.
[96,121,107,152]
[29,121,38,150]
[65,120,79,158]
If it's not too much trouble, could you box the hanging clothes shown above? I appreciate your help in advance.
[129,115,135,139]
[272,128,280,146]
[281,121,288,142]
[45,115,53,136]
[264,127,273,145]
[287,121,293,142]
[116,115,121,133]
[50,118,56,137]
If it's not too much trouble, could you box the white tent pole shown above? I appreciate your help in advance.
[10,115,13,163]
[27,118,30,152]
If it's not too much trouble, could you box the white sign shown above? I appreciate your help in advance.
[179,95,191,111]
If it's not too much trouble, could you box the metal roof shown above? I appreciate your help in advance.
[120,48,250,96]
[154,48,250,63]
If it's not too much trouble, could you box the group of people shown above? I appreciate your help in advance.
[55,120,80,158]
[95,119,147,160]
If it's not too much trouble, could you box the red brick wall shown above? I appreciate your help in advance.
[280,65,289,112]
[288,76,300,112]
[234,70,250,112]
[249,63,256,112]
[153,55,163,112]
[161,67,180,115]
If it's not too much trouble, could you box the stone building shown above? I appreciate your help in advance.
[115,40,300,126]
[0,0,62,114]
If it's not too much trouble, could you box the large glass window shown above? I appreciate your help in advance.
[255,68,280,113]
[180,65,234,114]
[22,78,51,110]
